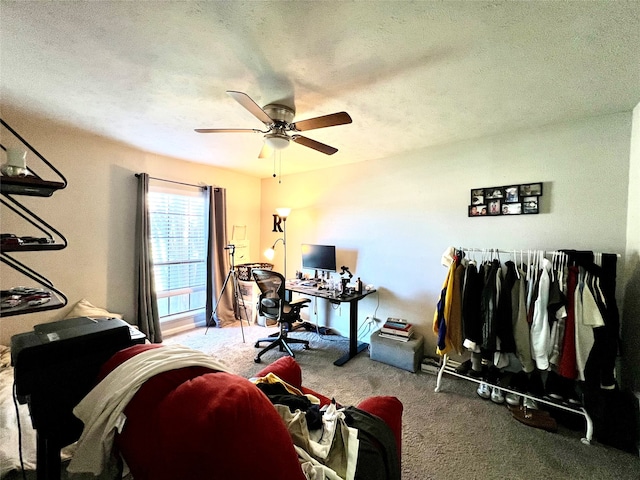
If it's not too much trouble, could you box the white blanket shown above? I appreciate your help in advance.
[67,344,231,476]
[0,345,37,478]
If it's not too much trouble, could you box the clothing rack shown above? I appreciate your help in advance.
[431,246,622,446]
[456,247,620,258]
[434,356,594,445]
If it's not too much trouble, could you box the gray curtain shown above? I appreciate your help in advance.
[206,186,235,327]
[135,173,162,343]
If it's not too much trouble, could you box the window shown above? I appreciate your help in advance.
[148,183,207,326]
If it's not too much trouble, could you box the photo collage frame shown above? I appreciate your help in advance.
[469,183,543,217]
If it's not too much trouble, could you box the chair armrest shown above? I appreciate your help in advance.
[255,356,302,389]
[289,297,311,306]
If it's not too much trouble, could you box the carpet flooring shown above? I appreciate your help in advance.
[165,324,640,480]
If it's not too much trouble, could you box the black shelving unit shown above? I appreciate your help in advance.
[1,176,66,197]
[1,118,68,317]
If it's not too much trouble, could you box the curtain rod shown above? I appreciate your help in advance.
[458,247,621,258]
[135,173,206,190]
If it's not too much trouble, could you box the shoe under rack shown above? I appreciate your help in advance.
[433,354,594,445]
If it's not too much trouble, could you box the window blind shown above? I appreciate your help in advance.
[148,187,207,319]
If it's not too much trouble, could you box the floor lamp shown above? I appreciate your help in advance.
[265,207,290,279]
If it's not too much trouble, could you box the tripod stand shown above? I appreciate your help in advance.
[205,244,249,342]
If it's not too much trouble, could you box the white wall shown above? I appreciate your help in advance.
[622,102,640,392]
[261,113,632,359]
[0,108,262,345]
[2,107,636,381]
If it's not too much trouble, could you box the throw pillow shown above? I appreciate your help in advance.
[64,299,122,320]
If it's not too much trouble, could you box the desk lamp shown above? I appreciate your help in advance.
[264,207,291,279]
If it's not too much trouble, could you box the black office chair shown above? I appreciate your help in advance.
[252,269,311,363]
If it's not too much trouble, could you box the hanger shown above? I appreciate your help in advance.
[467,248,476,266]
[532,250,541,283]
[595,252,602,267]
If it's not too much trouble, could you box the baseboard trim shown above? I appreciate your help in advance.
[163,319,206,338]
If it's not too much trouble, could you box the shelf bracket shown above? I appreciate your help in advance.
[1,195,68,248]
[1,118,67,187]
[1,253,68,316]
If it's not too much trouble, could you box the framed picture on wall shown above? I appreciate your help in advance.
[488,199,502,216]
[469,204,488,217]
[502,203,522,215]
[468,181,543,217]
[520,183,543,196]
[504,185,519,203]
[471,188,484,205]
[523,196,539,214]
[485,187,504,200]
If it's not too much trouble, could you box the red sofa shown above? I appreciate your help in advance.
[97,344,403,480]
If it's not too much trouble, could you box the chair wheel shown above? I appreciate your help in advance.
[303,344,310,350]
[254,342,260,348]
[254,356,262,363]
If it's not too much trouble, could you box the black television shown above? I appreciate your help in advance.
[301,244,337,272]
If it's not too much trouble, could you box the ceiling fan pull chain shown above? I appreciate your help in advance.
[273,153,277,178]
[278,151,282,184]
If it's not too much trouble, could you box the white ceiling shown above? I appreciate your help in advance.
[1,1,639,179]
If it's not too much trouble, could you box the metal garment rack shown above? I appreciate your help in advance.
[433,355,594,445]
[430,246,621,446]
[454,247,621,260]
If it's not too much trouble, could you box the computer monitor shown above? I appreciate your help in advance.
[301,244,337,272]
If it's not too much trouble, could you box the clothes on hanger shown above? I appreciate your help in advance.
[433,247,620,391]
[433,249,462,356]
[512,262,535,373]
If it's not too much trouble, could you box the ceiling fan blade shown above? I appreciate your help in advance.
[291,112,352,132]
[292,135,338,155]
[194,128,263,133]
[227,91,274,125]
[258,143,273,159]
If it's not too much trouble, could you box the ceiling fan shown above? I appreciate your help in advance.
[195,91,352,158]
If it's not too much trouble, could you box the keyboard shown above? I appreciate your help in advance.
[288,279,320,287]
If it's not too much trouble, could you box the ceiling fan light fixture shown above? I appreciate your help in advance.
[196,91,349,158]
[264,133,290,150]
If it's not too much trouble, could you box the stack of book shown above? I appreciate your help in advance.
[379,318,414,342]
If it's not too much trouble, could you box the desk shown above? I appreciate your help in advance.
[286,282,376,366]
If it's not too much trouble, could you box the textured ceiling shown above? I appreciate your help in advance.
[1,1,639,178]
